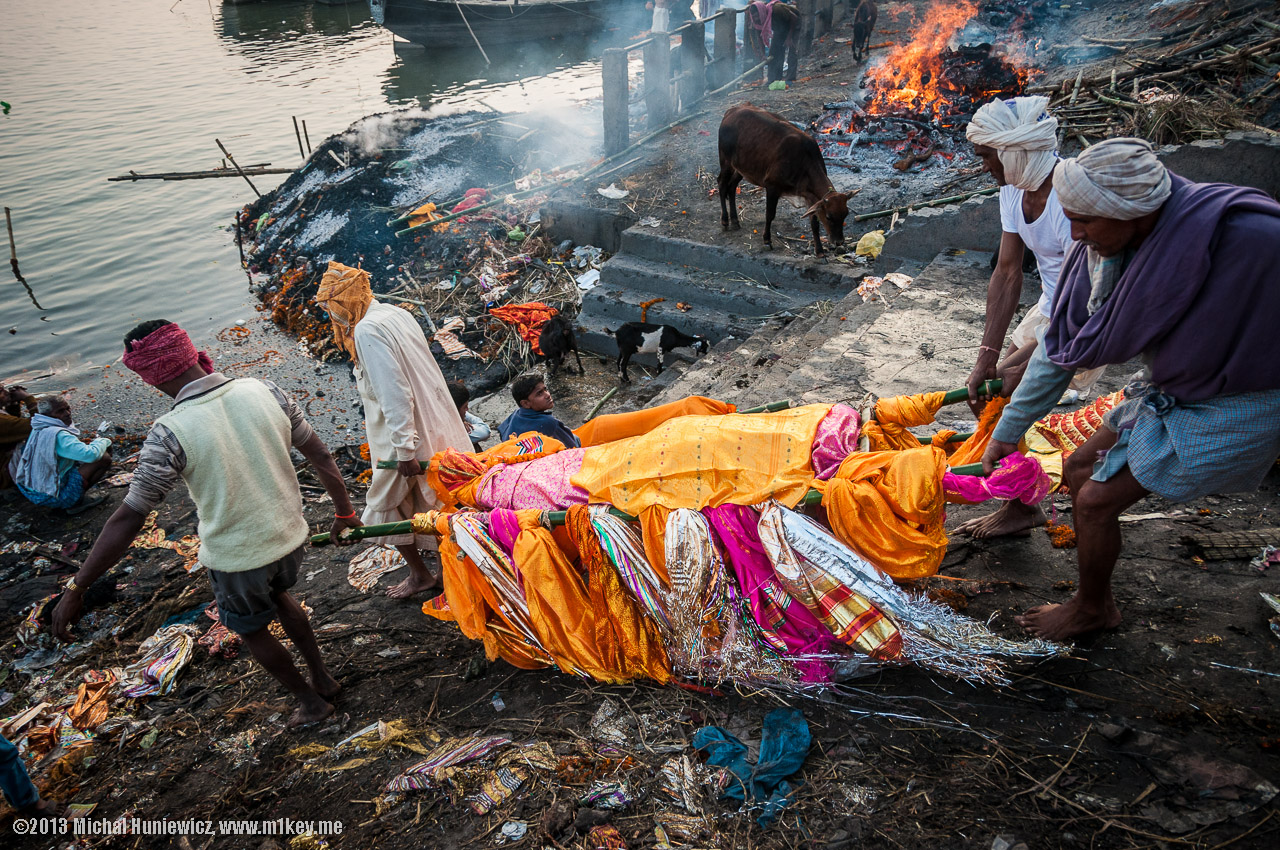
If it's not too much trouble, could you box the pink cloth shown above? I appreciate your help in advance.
[943,453,1053,506]
[122,323,214,386]
[748,1,774,47]
[704,503,837,682]
[487,509,522,555]
[476,449,589,511]
[810,404,862,480]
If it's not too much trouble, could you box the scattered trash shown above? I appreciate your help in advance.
[576,269,601,291]
[103,472,135,487]
[854,229,885,259]
[347,545,407,592]
[499,821,528,842]
[768,80,788,90]
[1250,546,1279,572]
[1098,723,1279,833]
[638,216,661,227]
[597,184,629,200]
[491,692,506,712]
[856,276,883,303]
[658,755,705,814]
[1262,592,1280,641]
[580,780,634,810]
[571,245,604,268]
[884,271,913,289]
[692,708,810,827]
[585,824,628,849]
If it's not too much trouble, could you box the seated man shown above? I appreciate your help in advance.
[1,384,38,489]
[8,395,112,512]
[449,381,491,452]
[983,138,1280,641]
[498,373,581,447]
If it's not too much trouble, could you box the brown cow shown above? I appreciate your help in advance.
[718,104,856,257]
[851,1,878,63]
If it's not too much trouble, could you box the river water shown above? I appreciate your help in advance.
[0,0,631,388]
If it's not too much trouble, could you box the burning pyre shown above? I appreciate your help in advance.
[815,0,1041,172]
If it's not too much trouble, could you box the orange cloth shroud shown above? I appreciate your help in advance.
[862,391,947,451]
[573,396,737,447]
[488,302,558,355]
[572,404,833,516]
[819,447,948,581]
[566,506,672,684]
[421,511,553,670]
[508,510,626,681]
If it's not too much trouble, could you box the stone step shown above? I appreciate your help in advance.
[651,249,992,410]
[617,229,865,294]
[576,285,789,362]
[597,254,815,317]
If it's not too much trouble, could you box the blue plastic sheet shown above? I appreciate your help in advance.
[692,707,810,827]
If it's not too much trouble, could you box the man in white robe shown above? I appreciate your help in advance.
[316,262,472,598]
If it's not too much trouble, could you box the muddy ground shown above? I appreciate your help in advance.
[3,1,1280,848]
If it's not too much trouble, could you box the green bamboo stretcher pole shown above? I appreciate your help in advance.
[941,378,1001,406]
[311,462,990,546]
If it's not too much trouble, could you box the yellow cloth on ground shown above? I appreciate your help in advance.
[573,396,737,447]
[572,404,833,515]
[818,447,948,580]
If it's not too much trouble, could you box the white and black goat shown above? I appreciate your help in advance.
[607,322,709,383]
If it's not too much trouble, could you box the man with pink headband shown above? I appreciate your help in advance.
[51,320,362,728]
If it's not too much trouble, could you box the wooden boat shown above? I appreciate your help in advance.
[369,0,651,48]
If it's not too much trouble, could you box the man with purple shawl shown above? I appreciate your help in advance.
[983,138,1280,641]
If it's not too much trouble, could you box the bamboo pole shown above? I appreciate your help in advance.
[293,116,307,161]
[302,120,312,154]
[851,186,998,223]
[214,138,262,198]
[582,387,619,423]
[108,166,294,182]
[4,207,15,264]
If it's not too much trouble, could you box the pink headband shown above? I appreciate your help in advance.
[121,323,214,386]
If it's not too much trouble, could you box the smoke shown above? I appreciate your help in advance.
[340,107,433,156]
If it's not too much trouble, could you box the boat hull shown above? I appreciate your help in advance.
[372,0,648,47]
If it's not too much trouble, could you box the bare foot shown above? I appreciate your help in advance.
[1015,594,1122,641]
[312,672,341,702]
[385,573,442,599]
[23,799,67,818]
[953,501,1046,539]
[288,697,335,728]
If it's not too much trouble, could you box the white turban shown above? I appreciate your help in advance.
[1052,138,1171,220]
[965,96,1059,191]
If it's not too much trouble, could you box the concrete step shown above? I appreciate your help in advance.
[576,281,796,361]
[596,254,814,316]
[617,229,865,294]
[651,249,992,410]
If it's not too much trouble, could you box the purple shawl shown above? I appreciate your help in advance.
[1045,174,1280,401]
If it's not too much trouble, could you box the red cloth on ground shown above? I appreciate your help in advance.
[488,302,558,354]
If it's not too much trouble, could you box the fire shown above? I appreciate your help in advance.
[865,0,981,118]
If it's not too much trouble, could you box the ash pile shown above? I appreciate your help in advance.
[238,109,605,394]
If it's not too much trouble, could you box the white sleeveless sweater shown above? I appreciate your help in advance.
[155,379,308,572]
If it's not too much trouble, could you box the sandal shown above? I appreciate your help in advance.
[66,493,107,516]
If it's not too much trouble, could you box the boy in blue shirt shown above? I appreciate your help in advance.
[497,374,580,448]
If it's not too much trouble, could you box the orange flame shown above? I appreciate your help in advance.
[866,0,979,118]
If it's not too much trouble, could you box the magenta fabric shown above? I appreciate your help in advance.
[1046,175,1280,401]
[703,503,837,682]
[476,448,589,511]
[486,509,522,556]
[810,404,862,480]
[942,453,1053,506]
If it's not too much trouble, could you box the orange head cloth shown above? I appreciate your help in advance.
[314,261,373,359]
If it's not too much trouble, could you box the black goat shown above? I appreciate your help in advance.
[607,322,709,383]
[538,314,584,375]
